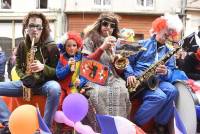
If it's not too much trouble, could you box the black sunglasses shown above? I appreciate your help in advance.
[28,23,43,30]
[101,20,116,29]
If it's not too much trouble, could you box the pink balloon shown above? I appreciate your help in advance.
[54,111,74,127]
[74,121,97,134]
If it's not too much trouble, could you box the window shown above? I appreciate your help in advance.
[94,0,101,5]
[103,0,111,5]
[1,0,11,9]
[36,0,47,9]
[94,0,111,6]
[137,0,153,7]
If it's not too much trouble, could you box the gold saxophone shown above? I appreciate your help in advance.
[23,38,35,101]
[104,31,145,70]
[114,51,131,70]
[128,45,182,100]
[114,47,146,70]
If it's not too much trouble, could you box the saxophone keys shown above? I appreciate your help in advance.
[23,86,32,101]
[128,86,136,93]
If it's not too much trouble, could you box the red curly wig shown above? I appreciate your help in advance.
[151,17,167,33]
[66,32,83,49]
[150,14,183,40]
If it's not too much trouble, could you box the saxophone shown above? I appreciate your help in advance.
[114,41,146,70]
[128,45,181,100]
[23,38,36,101]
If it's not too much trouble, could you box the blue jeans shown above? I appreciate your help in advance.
[0,80,61,129]
[134,81,178,125]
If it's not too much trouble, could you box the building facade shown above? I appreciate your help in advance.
[184,0,200,36]
[0,0,64,56]
[1,0,197,56]
[64,0,183,40]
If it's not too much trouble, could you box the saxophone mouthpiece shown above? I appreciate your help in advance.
[106,31,110,37]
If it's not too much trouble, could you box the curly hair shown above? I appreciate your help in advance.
[65,32,83,49]
[84,12,121,38]
[22,11,50,43]
[150,13,183,39]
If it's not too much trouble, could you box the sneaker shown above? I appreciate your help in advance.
[0,126,11,134]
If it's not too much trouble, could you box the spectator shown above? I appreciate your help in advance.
[7,47,17,80]
[0,46,7,82]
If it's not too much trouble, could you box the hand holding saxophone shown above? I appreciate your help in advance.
[30,60,44,73]
[155,64,168,75]
[127,75,138,88]
[100,36,116,51]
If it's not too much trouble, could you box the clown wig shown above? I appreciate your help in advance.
[150,13,183,39]
[65,32,83,49]
[57,32,83,53]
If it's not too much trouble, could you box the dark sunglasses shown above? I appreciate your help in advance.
[28,23,43,30]
[101,20,116,29]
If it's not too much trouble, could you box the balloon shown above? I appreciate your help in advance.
[62,93,88,122]
[54,111,74,127]
[74,122,97,134]
[11,66,20,80]
[8,105,39,134]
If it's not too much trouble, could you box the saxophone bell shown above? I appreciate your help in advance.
[114,42,146,70]
[114,54,129,70]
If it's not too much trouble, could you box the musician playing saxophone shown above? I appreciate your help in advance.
[0,12,61,133]
[124,13,183,133]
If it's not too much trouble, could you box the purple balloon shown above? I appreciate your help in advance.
[62,93,89,122]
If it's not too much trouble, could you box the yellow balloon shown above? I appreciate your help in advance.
[11,66,20,81]
[8,105,39,134]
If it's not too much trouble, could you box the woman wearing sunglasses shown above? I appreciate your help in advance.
[81,12,131,132]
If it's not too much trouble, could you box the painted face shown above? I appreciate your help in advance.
[155,28,170,44]
[100,20,116,37]
[156,28,179,45]
[27,17,43,43]
[65,39,78,56]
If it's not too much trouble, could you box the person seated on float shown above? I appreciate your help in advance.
[56,32,88,109]
[124,13,183,133]
[81,12,131,132]
[0,11,61,134]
